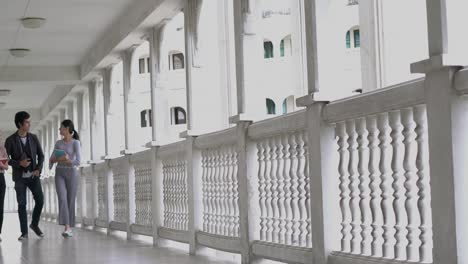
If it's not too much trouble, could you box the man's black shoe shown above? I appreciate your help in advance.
[18,234,28,241]
[29,224,44,237]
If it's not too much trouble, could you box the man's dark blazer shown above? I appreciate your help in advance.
[4,132,44,182]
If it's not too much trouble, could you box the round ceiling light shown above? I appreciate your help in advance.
[20,17,46,29]
[0,90,11,96]
[9,48,31,57]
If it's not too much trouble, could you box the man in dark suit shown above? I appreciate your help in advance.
[4,111,45,240]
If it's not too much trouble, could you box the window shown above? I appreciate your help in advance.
[139,58,146,74]
[169,52,185,70]
[266,99,276,115]
[139,57,150,74]
[170,107,187,125]
[348,0,358,5]
[140,109,152,127]
[346,27,360,49]
[282,95,295,114]
[264,41,274,59]
[280,35,292,57]
[353,29,360,48]
[346,31,351,49]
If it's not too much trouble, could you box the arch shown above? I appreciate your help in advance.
[346,26,360,49]
[280,35,292,57]
[266,98,276,115]
[263,40,274,59]
[170,106,187,125]
[168,50,185,70]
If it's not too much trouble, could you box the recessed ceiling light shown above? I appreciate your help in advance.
[9,48,30,57]
[0,90,10,96]
[20,17,46,29]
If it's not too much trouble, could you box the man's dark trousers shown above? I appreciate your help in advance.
[15,177,43,235]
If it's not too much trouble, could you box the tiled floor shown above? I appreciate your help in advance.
[0,214,236,264]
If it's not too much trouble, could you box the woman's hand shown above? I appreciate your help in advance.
[58,154,72,165]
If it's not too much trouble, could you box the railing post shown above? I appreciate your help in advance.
[420,65,463,264]
[151,146,163,246]
[126,155,135,240]
[236,121,254,264]
[105,159,114,235]
[186,136,202,255]
[80,168,87,227]
[302,98,340,264]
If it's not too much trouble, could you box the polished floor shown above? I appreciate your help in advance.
[0,214,236,264]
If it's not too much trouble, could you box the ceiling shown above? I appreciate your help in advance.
[0,0,136,133]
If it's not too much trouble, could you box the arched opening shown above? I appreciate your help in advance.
[168,51,185,70]
[266,98,276,115]
[140,109,152,127]
[346,27,360,49]
[170,107,187,125]
[263,40,274,59]
[280,35,292,57]
[282,95,295,114]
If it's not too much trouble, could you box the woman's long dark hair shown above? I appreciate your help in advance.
[61,119,80,141]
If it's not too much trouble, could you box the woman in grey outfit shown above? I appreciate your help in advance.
[49,120,81,237]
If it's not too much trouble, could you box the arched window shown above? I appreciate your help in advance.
[168,51,185,70]
[264,41,274,59]
[282,95,295,114]
[280,35,292,57]
[170,107,187,125]
[266,99,276,115]
[346,27,360,49]
[140,109,152,127]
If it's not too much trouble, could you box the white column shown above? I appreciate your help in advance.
[148,26,164,144]
[122,48,137,153]
[88,81,97,162]
[183,1,196,132]
[102,67,112,158]
[359,0,385,92]
[300,0,319,94]
[229,0,250,119]
[426,0,448,56]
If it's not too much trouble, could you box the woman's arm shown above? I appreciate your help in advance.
[70,140,81,167]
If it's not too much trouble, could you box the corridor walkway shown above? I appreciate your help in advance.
[0,214,235,264]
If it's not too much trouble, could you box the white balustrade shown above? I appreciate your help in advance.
[255,130,311,248]
[132,150,153,229]
[331,105,433,263]
[96,163,108,223]
[159,143,188,231]
[111,162,128,225]
[200,144,239,237]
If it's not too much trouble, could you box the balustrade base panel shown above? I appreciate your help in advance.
[95,219,109,229]
[157,227,190,244]
[251,241,313,264]
[82,217,95,227]
[196,231,242,254]
[130,224,153,237]
[329,252,432,264]
[109,221,127,232]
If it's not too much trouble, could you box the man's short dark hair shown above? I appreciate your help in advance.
[14,111,30,129]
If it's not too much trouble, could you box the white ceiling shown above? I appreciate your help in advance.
[0,0,136,132]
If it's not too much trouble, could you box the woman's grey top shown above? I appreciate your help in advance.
[49,139,81,170]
